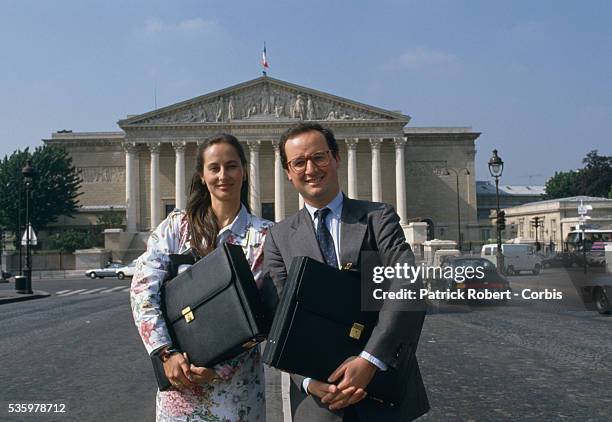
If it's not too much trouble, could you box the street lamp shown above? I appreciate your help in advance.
[488,149,505,272]
[21,159,36,294]
[445,167,470,251]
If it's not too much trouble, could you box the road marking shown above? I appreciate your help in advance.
[100,286,126,293]
[55,290,71,295]
[59,289,87,296]
[282,372,292,422]
[122,287,131,292]
[80,288,106,294]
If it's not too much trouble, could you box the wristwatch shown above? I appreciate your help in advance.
[158,346,181,363]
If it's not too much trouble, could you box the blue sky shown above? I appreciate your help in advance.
[1,0,611,184]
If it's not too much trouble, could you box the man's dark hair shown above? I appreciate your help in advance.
[279,122,339,170]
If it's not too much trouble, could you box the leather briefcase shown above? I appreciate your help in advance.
[152,242,270,390]
[263,256,421,406]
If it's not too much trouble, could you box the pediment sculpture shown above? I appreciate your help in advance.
[135,81,396,125]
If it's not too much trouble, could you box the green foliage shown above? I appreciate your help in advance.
[579,150,612,198]
[96,207,124,229]
[46,229,95,253]
[0,145,82,243]
[544,170,580,199]
[544,150,612,199]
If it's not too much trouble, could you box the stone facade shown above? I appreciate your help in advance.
[493,195,612,251]
[477,182,546,242]
[43,76,480,249]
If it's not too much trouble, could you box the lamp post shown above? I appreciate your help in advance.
[445,167,470,251]
[21,159,35,294]
[0,227,5,282]
[488,150,505,272]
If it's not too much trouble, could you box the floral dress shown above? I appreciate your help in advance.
[130,205,273,422]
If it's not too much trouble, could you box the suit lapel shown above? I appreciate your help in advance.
[340,196,368,267]
[290,207,324,262]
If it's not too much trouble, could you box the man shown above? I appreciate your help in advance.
[264,123,429,421]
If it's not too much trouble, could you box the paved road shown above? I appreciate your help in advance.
[0,280,154,421]
[0,277,284,422]
[0,270,610,421]
[419,267,612,421]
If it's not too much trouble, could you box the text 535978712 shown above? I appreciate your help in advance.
[7,403,67,413]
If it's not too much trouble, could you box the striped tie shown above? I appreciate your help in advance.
[314,208,338,268]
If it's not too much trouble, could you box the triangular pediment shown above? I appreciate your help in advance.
[118,77,410,127]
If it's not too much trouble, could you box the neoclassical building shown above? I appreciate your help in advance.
[44,76,481,250]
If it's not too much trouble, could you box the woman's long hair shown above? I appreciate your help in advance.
[186,133,250,256]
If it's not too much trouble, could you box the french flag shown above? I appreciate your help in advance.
[262,42,269,69]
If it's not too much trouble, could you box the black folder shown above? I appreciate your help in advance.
[263,256,411,406]
[151,243,271,390]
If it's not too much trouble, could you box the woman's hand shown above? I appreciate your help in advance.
[183,353,221,385]
[162,352,196,390]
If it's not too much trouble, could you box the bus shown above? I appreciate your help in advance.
[565,229,612,252]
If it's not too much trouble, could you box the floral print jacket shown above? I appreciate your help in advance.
[130,205,273,374]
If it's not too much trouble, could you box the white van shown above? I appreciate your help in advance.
[481,244,543,275]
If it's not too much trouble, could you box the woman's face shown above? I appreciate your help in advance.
[200,142,244,204]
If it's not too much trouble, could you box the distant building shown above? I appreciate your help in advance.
[495,196,612,251]
[476,181,545,242]
[43,76,481,252]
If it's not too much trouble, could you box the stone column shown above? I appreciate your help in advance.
[394,137,407,225]
[247,140,261,216]
[148,142,161,230]
[369,138,383,202]
[172,141,187,210]
[346,138,359,199]
[272,140,285,222]
[124,142,138,232]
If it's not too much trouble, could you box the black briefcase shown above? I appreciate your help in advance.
[152,243,271,390]
[263,256,415,406]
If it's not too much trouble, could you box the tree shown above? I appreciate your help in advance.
[578,150,612,198]
[46,229,95,253]
[544,150,612,199]
[0,145,82,243]
[543,170,580,199]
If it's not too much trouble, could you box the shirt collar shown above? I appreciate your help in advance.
[218,204,249,237]
[304,191,344,221]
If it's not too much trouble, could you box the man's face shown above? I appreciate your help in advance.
[284,130,340,208]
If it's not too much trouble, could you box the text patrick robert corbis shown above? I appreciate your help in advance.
[371,264,563,301]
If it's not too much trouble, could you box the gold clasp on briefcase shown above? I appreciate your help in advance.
[349,322,364,340]
[181,306,195,323]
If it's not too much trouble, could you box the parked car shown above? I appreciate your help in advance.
[115,260,137,280]
[481,243,543,275]
[575,275,612,315]
[427,257,511,304]
[85,262,123,279]
[537,253,563,269]
[561,250,606,268]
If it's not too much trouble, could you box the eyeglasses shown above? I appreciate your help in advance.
[287,150,332,174]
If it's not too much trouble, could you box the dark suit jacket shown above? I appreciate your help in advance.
[264,196,430,422]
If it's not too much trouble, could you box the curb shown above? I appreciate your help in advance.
[0,290,51,305]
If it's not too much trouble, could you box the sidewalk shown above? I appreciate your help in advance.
[30,270,85,279]
[0,280,50,305]
[2,270,84,280]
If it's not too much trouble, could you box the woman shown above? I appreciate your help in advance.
[130,134,273,421]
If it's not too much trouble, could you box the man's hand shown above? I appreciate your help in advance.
[307,379,340,401]
[325,356,376,410]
